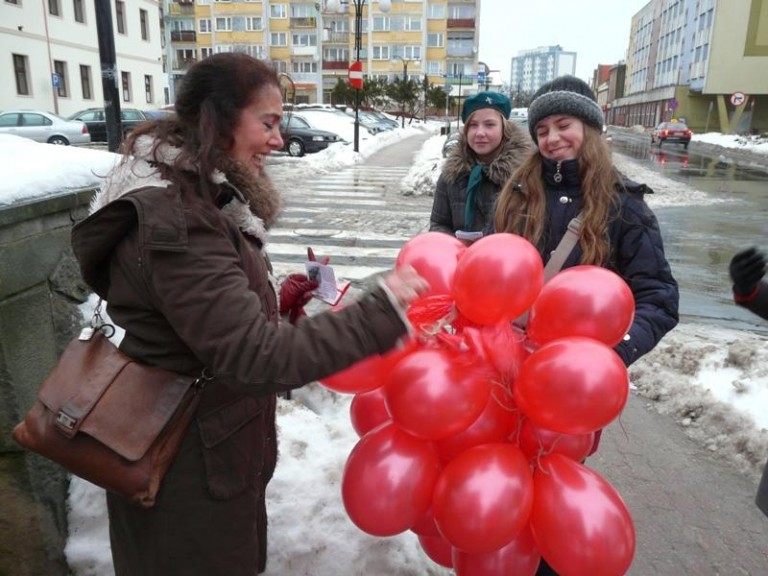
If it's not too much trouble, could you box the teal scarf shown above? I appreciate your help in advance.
[464,164,485,230]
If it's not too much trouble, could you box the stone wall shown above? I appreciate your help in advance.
[0,189,95,575]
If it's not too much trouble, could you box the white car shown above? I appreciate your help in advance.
[0,110,91,145]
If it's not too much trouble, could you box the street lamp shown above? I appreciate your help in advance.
[326,0,391,152]
[392,55,419,128]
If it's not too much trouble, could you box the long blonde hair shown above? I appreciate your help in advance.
[494,127,620,265]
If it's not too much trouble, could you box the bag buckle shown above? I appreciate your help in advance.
[56,410,77,430]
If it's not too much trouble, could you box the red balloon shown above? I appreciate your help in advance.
[418,533,454,568]
[385,348,491,440]
[452,233,543,326]
[453,524,540,576]
[411,506,441,538]
[435,392,519,462]
[342,423,440,537]
[515,337,629,434]
[432,444,534,554]
[396,232,466,296]
[531,454,636,576]
[320,338,416,394]
[517,418,595,463]
[527,266,635,347]
[349,386,390,437]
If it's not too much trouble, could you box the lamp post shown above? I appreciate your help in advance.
[393,55,419,128]
[327,0,391,152]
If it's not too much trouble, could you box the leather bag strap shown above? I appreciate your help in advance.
[514,214,583,329]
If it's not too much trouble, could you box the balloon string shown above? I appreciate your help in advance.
[416,305,458,337]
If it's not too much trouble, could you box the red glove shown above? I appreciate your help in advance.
[308,247,330,265]
[279,274,318,324]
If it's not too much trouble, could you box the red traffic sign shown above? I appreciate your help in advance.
[730,91,746,106]
[348,61,363,89]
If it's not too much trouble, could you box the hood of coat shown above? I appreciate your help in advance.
[442,120,532,186]
[90,135,282,246]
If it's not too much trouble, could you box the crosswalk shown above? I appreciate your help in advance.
[267,165,432,284]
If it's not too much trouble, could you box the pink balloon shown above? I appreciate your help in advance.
[531,454,636,576]
[453,524,540,576]
[385,348,491,440]
[527,265,635,347]
[418,533,454,568]
[452,233,544,326]
[396,232,466,296]
[515,337,629,434]
[349,387,390,437]
[432,444,534,554]
[342,423,441,537]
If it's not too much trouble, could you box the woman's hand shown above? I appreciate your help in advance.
[381,265,430,308]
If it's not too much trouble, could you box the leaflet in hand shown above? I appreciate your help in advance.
[305,261,351,306]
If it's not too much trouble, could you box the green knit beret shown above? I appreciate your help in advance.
[461,91,512,123]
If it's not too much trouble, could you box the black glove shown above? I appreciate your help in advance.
[729,247,767,297]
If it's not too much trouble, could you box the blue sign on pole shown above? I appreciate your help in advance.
[477,71,486,85]
[51,73,60,88]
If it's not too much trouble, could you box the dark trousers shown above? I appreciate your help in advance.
[536,559,558,575]
[758,459,768,518]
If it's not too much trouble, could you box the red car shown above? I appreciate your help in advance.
[651,121,692,149]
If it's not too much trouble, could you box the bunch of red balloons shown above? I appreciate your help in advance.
[321,232,637,576]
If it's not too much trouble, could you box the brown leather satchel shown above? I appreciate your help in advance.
[12,327,206,508]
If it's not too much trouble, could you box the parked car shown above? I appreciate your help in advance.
[67,107,151,142]
[0,110,90,145]
[280,114,342,157]
[651,120,692,148]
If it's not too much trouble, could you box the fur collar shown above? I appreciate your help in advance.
[90,136,282,247]
[442,120,532,186]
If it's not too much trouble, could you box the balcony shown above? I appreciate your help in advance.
[290,16,317,28]
[325,31,349,44]
[173,58,197,71]
[323,60,348,70]
[171,30,196,42]
[447,18,475,29]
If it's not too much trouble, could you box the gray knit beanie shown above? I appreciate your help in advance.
[527,75,605,142]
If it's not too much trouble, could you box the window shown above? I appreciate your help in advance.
[270,3,286,18]
[73,0,84,22]
[245,16,262,31]
[373,17,390,31]
[427,3,445,18]
[427,33,443,47]
[144,75,153,103]
[292,61,317,73]
[215,17,232,31]
[372,45,390,60]
[200,47,213,59]
[215,45,234,53]
[121,71,131,102]
[48,0,60,16]
[404,17,421,31]
[53,60,68,97]
[116,1,126,34]
[199,19,211,33]
[5,0,21,5]
[13,54,30,95]
[292,33,317,47]
[80,64,92,99]
[290,4,314,17]
[140,9,149,40]
[270,32,287,46]
[21,113,52,127]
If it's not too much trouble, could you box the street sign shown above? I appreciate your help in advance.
[348,61,363,90]
[668,98,678,110]
[730,91,746,106]
[477,71,486,85]
[51,73,60,88]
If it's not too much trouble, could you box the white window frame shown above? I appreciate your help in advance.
[270,32,287,46]
[199,18,211,33]
[245,16,262,31]
[270,3,286,18]
[372,45,390,60]
[215,17,232,31]
[427,33,443,47]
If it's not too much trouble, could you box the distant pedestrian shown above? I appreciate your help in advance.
[728,246,768,518]
[492,75,680,575]
[430,91,532,243]
[70,52,429,575]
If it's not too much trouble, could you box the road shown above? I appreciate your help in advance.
[265,133,768,575]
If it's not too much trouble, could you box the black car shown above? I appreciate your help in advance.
[280,114,342,157]
[67,107,150,142]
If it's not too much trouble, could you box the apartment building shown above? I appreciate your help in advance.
[165,0,481,105]
[1,0,167,117]
[508,45,577,98]
[609,0,768,134]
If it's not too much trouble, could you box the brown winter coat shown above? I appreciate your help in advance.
[71,140,409,575]
[430,119,533,234]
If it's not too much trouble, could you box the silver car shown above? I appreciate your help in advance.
[0,110,91,145]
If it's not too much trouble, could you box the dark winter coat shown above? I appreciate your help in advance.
[70,138,409,576]
[511,158,679,366]
[430,120,532,234]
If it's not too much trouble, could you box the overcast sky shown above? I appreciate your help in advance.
[478,0,651,83]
